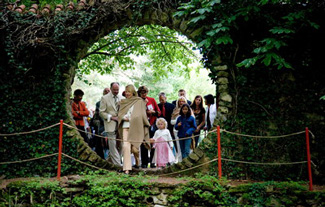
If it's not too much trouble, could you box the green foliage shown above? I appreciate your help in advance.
[77,25,197,80]
[167,174,236,206]
[1,173,317,207]
[172,0,325,181]
[202,66,324,181]
[238,181,308,206]
[174,0,320,81]
[3,178,63,206]
[0,7,98,178]
[71,173,152,206]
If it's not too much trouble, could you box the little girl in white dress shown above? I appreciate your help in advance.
[150,118,176,168]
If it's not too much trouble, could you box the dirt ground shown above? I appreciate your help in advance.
[1,175,324,191]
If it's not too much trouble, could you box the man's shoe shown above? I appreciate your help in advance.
[150,163,156,168]
[132,165,140,169]
[141,164,147,169]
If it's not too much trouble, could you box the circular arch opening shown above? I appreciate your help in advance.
[70,24,217,173]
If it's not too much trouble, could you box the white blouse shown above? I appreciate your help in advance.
[122,105,134,128]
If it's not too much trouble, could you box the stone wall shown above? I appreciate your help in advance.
[1,175,324,206]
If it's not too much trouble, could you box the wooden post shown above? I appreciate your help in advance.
[57,120,63,181]
[305,127,313,191]
[217,125,222,179]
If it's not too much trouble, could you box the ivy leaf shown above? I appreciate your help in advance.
[215,36,233,45]
[206,30,216,36]
[173,11,186,17]
[269,27,294,34]
[207,0,221,7]
[258,0,269,5]
[263,53,274,66]
[189,15,207,24]
[253,47,267,54]
[212,23,223,29]
[197,38,211,48]
[237,57,259,68]
[309,21,320,29]
[194,8,212,15]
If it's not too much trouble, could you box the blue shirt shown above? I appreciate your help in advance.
[175,115,197,138]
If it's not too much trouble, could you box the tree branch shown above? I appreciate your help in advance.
[83,40,193,59]
[160,41,173,62]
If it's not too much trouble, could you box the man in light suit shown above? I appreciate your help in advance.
[100,82,124,165]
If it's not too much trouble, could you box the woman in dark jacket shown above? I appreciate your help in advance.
[190,95,206,147]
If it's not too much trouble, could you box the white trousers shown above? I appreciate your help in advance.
[122,128,140,171]
[106,132,121,166]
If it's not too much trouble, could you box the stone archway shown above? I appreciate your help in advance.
[1,0,232,175]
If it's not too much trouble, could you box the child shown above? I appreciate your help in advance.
[150,118,176,168]
[175,104,197,159]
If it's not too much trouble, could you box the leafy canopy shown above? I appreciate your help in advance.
[77,25,199,80]
[174,0,319,70]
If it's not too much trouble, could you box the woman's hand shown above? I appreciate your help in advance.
[177,122,182,127]
[147,110,155,114]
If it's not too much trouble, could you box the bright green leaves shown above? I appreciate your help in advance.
[174,0,319,73]
[78,25,197,81]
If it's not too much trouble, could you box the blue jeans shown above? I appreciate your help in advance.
[179,137,191,159]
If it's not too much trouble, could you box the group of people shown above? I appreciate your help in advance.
[71,83,219,174]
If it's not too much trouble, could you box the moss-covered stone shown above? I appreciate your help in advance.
[193,147,204,158]
[182,157,193,168]
[188,152,199,162]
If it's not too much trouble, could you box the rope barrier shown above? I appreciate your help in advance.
[221,129,305,139]
[160,157,309,176]
[221,158,307,165]
[0,153,58,165]
[61,153,110,172]
[0,120,315,180]
[64,122,312,142]
[0,123,60,136]
[63,122,216,143]
[0,152,312,177]
[309,130,316,139]
[159,158,218,176]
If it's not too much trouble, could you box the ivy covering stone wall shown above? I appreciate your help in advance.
[1,173,324,206]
